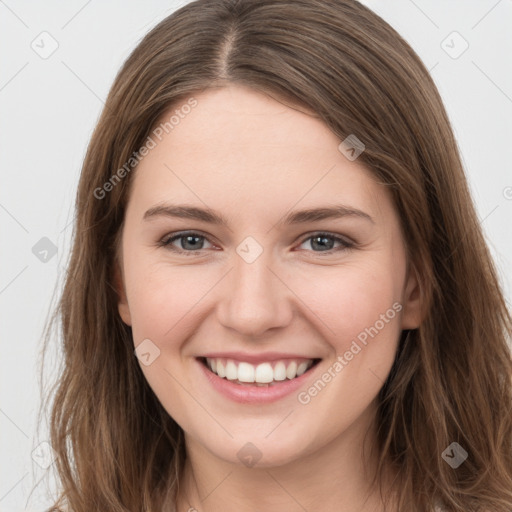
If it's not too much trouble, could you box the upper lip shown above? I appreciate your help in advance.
[199,351,321,365]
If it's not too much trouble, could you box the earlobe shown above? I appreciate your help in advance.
[400,264,424,330]
[114,261,132,326]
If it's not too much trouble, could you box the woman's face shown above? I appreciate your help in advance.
[115,84,421,468]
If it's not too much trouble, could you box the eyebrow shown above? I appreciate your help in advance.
[143,203,374,225]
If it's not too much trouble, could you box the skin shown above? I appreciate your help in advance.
[115,84,422,512]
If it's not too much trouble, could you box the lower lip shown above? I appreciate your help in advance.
[196,358,320,404]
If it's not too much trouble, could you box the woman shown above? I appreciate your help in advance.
[40,0,512,510]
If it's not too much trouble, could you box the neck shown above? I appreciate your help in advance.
[174,403,398,512]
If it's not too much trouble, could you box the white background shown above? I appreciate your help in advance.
[1,1,511,510]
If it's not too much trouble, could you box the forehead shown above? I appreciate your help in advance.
[128,84,392,223]
[157,86,341,159]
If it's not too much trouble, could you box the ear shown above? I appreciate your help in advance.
[114,261,132,326]
[400,262,423,330]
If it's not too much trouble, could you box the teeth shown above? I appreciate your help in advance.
[225,360,238,380]
[255,363,274,383]
[205,357,316,384]
[296,362,308,376]
[273,361,287,381]
[216,360,226,378]
[286,361,297,380]
[238,362,255,382]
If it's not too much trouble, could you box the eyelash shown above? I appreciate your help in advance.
[157,231,355,256]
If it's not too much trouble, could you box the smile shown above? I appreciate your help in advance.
[196,355,322,403]
[202,357,319,386]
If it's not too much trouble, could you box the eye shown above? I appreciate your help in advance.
[158,231,354,256]
[158,231,214,255]
[296,232,354,253]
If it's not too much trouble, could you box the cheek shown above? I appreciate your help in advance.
[125,259,214,345]
[293,261,402,348]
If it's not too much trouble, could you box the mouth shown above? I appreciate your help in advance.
[198,356,322,387]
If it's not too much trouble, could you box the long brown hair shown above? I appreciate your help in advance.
[38,1,512,510]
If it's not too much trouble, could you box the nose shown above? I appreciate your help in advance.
[216,249,294,338]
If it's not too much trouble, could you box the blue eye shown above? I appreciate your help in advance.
[158,231,354,255]
[297,233,353,252]
[159,231,213,254]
